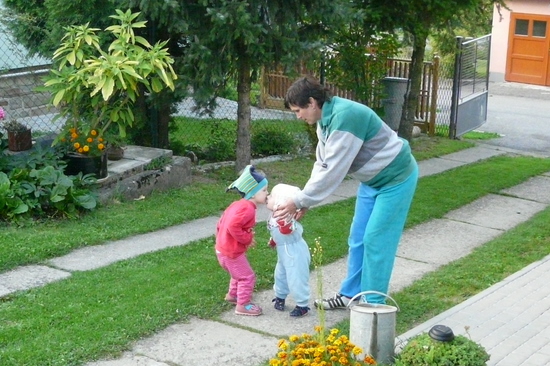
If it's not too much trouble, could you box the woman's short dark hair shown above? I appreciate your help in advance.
[284,76,332,109]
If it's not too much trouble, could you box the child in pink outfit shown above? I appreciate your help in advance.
[216,165,268,316]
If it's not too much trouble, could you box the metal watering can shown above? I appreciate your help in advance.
[348,290,399,365]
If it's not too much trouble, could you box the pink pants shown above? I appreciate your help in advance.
[216,251,256,305]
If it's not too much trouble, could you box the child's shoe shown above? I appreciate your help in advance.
[272,297,285,311]
[289,305,310,317]
[224,294,237,305]
[235,303,262,316]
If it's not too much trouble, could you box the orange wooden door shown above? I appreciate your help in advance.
[506,13,550,86]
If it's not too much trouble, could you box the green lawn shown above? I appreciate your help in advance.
[2,136,550,365]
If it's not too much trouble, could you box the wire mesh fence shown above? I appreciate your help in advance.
[0,22,60,136]
[2,18,462,161]
[434,56,455,137]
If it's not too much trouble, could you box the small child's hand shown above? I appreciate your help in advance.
[268,237,277,248]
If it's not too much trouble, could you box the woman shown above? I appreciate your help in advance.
[274,76,418,307]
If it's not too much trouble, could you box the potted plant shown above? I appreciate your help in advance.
[42,9,177,176]
[1,107,33,152]
[105,132,127,161]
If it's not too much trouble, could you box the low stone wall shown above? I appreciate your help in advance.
[98,156,192,203]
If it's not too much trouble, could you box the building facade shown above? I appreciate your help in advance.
[490,0,550,85]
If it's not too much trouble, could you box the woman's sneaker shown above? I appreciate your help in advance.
[289,305,310,317]
[235,303,262,316]
[272,297,285,311]
[314,293,357,310]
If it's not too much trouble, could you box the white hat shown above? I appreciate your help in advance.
[270,183,300,206]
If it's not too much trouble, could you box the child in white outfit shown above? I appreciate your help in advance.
[267,184,311,317]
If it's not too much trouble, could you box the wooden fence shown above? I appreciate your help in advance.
[260,56,440,135]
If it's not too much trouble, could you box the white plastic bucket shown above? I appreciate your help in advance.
[348,291,399,365]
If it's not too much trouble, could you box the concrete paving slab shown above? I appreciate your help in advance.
[397,219,503,265]
[417,157,465,177]
[500,175,550,204]
[119,319,278,366]
[48,217,219,271]
[0,265,71,296]
[390,257,440,293]
[437,146,507,164]
[124,146,172,162]
[88,355,168,366]
[106,159,145,176]
[444,194,547,230]
[218,259,352,338]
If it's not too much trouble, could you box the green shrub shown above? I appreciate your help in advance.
[251,125,297,157]
[202,120,236,162]
[0,142,98,224]
[395,332,490,366]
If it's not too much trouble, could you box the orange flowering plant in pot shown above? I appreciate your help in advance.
[62,127,106,157]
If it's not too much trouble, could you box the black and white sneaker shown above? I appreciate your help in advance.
[314,293,357,310]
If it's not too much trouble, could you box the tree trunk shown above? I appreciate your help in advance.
[235,54,252,173]
[398,33,427,142]
[156,102,171,149]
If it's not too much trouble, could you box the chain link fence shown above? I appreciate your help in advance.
[434,56,455,137]
[0,24,60,136]
[2,17,462,161]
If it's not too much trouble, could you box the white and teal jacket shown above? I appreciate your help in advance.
[294,97,416,209]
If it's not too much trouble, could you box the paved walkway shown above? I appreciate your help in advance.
[3,143,550,366]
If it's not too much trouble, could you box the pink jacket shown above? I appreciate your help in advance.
[215,199,256,258]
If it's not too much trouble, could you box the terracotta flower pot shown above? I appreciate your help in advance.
[8,130,33,152]
[107,146,125,161]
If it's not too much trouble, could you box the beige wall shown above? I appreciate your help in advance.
[490,0,550,82]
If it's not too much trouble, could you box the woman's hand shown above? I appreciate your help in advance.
[274,199,308,221]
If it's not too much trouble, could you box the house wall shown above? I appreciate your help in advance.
[490,0,550,82]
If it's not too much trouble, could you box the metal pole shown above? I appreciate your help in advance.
[449,36,463,139]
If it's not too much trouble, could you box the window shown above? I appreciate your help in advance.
[515,19,529,36]
[533,21,547,37]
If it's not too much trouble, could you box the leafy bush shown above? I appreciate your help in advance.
[0,140,99,224]
[395,332,490,366]
[251,125,297,157]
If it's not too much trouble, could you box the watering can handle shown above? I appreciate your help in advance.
[347,290,400,311]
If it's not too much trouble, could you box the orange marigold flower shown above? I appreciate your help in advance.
[90,129,97,136]
[78,147,83,153]
[71,132,78,139]
[87,137,93,143]
[74,142,80,149]
[99,137,104,142]
[83,145,90,152]
[364,355,377,364]
[98,143,105,150]
[69,128,76,133]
